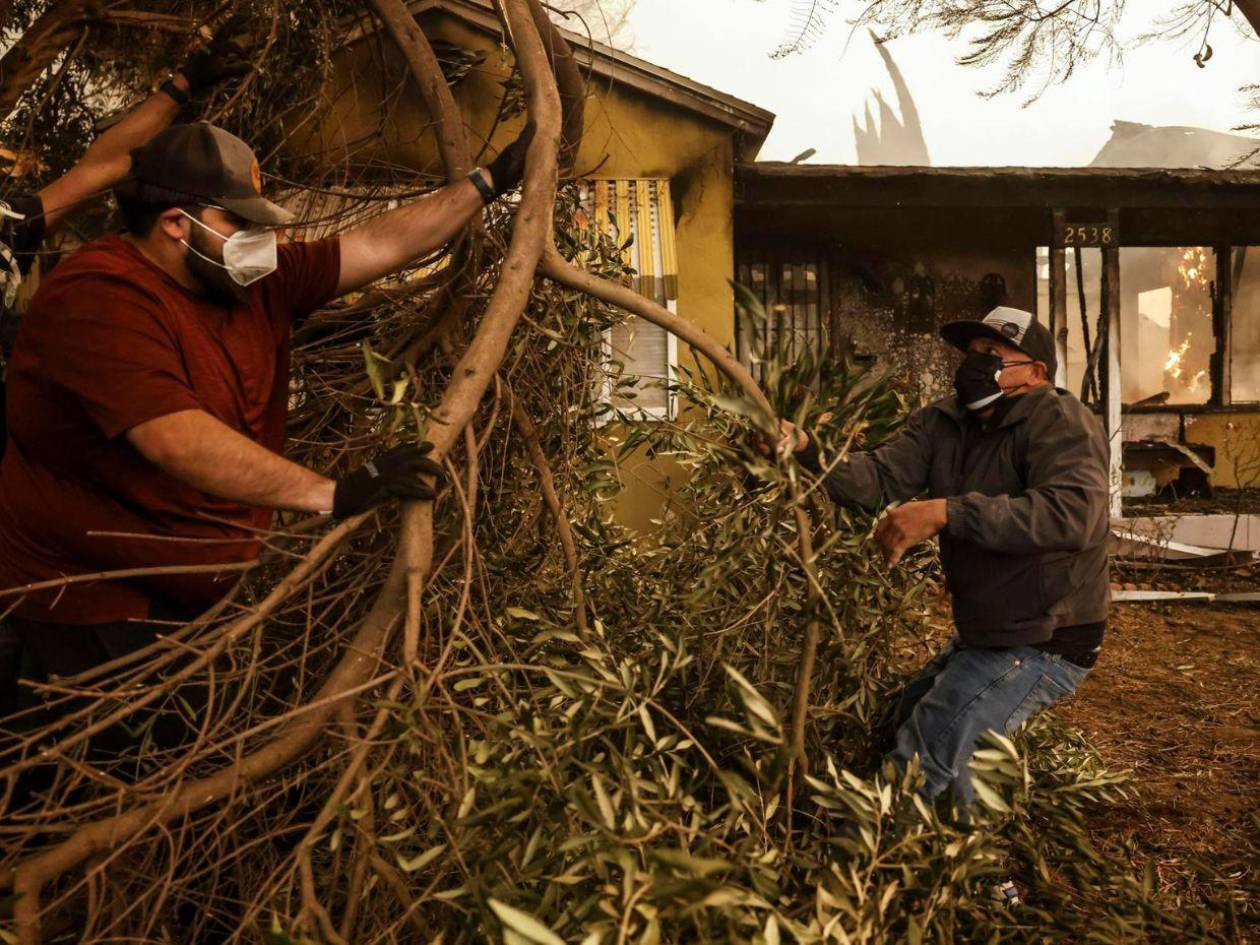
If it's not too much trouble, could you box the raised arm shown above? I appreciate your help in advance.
[39,91,181,234]
[334,124,533,296]
[37,21,252,234]
[336,178,486,296]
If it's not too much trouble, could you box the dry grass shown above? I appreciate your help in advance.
[1057,602,1260,916]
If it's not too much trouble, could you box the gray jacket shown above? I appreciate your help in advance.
[817,386,1110,647]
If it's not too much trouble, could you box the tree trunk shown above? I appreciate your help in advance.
[524,0,585,175]
[1233,0,1260,39]
[368,0,471,179]
[0,0,97,121]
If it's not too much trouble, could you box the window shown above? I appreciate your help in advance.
[586,179,678,419]
[1121,247,1215,406]
[1036,245,1217,407]
[1231,247,1260,402]
[735,249,829,377]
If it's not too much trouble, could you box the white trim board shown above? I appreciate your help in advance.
[1112,514,1260,554]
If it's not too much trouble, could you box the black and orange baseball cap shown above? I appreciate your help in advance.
[128,123,294,226]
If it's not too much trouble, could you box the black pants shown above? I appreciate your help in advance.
[0,606,233,937]
[0,603,202,756]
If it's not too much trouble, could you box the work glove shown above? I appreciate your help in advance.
[331,442,444,520]
[485,122,536,199]
[178,15,254,93]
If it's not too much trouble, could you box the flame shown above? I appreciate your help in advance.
[1164,334,1192,378]
[1155,248,1215,400]
[1178,247,1210,290]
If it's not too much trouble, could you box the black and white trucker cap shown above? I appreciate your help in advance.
[940,306,1057,379]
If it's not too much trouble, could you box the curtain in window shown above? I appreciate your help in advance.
[589,179,678,416]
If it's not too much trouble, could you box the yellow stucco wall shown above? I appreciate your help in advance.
[1184,412,1260,489]
[317,12,746,528]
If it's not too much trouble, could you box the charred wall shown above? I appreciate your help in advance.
[736,241,1034,404]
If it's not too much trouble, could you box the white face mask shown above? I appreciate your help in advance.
[179,209,278,286]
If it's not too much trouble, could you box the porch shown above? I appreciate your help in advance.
[734,162,1260,546]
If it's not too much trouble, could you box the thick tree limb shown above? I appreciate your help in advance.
[368,0,485,674]
[524,0,585,176]
[424,4,560,456]
[0,0,97,121]
[540,248,772,420]
[369,0,472,179]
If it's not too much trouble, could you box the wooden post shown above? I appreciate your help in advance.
[1214,245,1232,407]
[1049,210,1068,389]
[1101,210,1123,519]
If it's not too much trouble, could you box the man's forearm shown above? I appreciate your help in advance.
[127,409,335,514]
[87,77,186,167]
[335,177,485,295]
[38,79,184,233]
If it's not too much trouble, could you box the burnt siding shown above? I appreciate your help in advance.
[735,242,1035,404]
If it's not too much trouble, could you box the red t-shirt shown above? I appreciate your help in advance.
[0,234,341,624]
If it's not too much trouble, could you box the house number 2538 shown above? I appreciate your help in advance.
[1060,224,1116,247]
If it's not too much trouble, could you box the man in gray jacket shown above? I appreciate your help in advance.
[778,306,1110,809]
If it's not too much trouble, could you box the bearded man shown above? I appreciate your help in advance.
[0,121,529,695]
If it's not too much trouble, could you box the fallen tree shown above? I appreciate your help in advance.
[0,2,1252,943]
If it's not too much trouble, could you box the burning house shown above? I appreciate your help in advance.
[733,162,1260,561]
[303,5,1260,543]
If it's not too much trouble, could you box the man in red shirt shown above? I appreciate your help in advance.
[0,121,530,692]
[0,24,255,707]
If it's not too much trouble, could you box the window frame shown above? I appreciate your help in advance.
[1037,242,1243,412]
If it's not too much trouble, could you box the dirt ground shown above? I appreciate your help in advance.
[1055,601,1260,911]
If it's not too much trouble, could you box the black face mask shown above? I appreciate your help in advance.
[953,351,1020,411]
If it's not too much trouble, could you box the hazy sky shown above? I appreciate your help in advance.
[620,0,1260,166]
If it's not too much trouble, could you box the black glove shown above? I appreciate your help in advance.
[332,442,444,520]
[178,15,253,93]
[485,122,535,199]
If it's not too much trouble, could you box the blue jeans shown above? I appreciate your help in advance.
[888,639,1090,806]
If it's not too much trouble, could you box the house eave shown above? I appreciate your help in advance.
[338,0,775,161]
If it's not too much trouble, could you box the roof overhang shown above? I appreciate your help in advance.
[341,0,775,161]
[736,163,1260,247]
[739,163,1260,210]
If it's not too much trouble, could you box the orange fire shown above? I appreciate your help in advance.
[1178,247,1210,289]
[1164,335,1192,378]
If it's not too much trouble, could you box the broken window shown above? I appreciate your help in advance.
[587,179,678,419]
[1231,247,1260,402]
[1120,247,1215,406]
[1036,246,1217,407]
